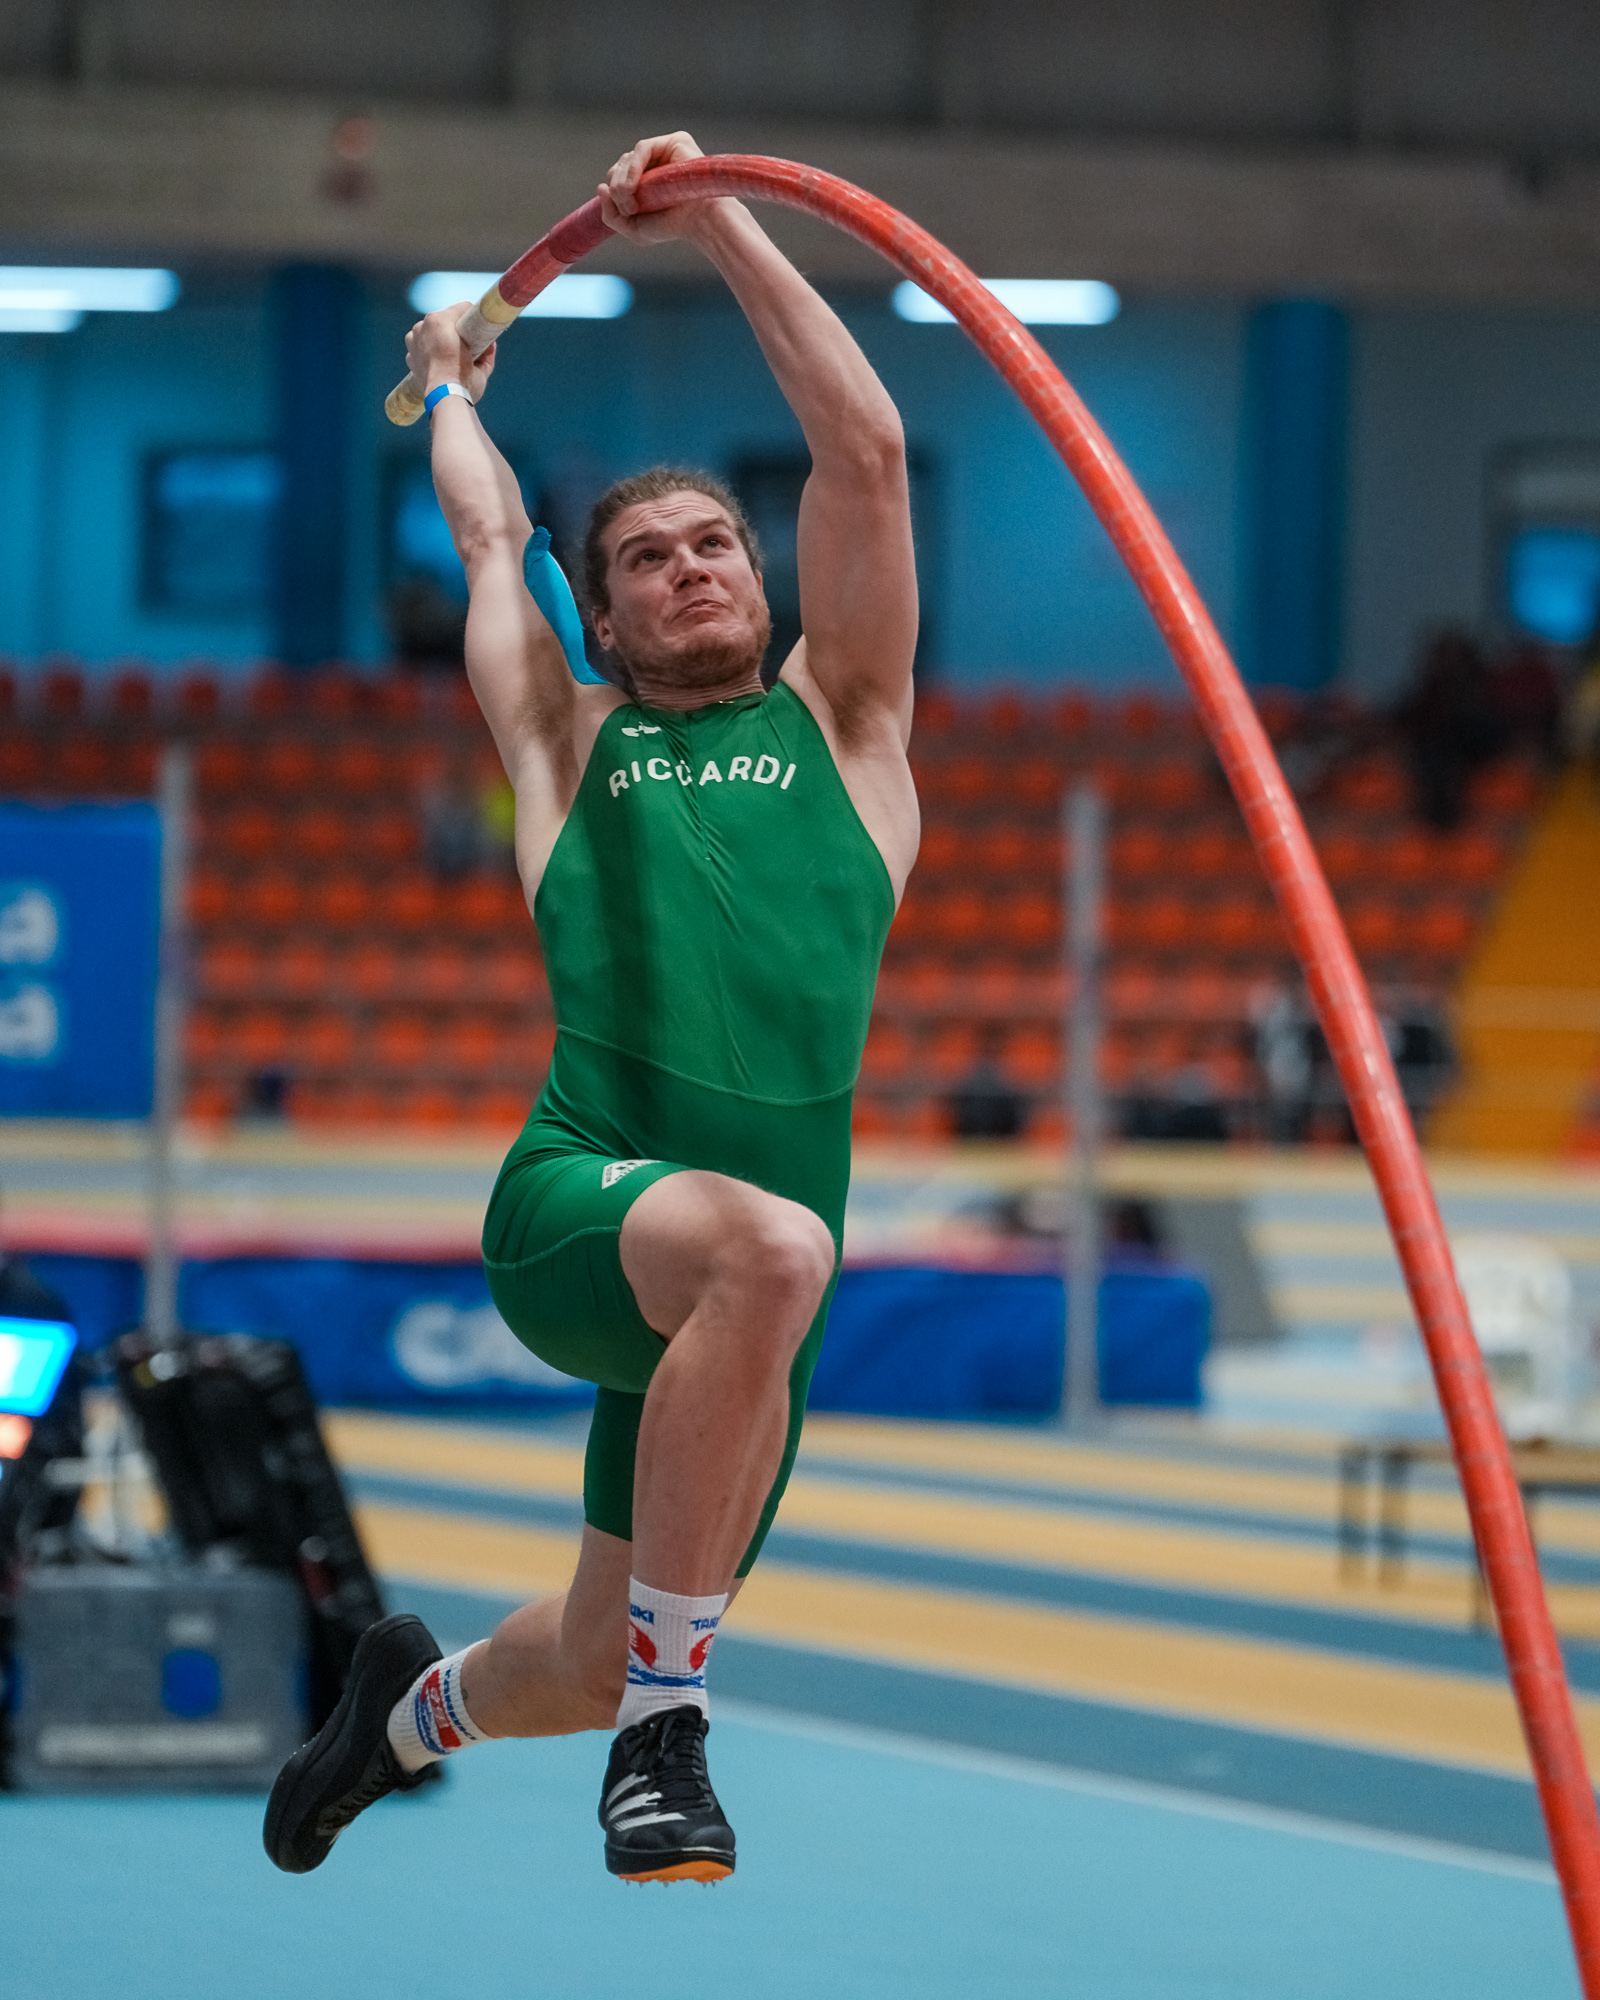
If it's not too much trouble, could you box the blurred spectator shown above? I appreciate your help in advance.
[1395,627,1498,830]
[947,1029,1028,1139]
[1388,1002,1457,1126]
[1490,642,1563,766]
[479,774,518,874]
[1251,983,1314,1142]
[1122,1064,1229,1142]
[384,578,466,667]
[422,769,486,879]
[1567,649,1600,787]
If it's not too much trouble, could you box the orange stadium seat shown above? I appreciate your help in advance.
[860,1021,917,1085]
[1002,1025,1058,1089]
[1317,830,1369,884]
[851,1098,896,1141]
[277,937,331,1000]
[1140,759,1206,811]
[896,958,954,1009]
[414,943,470,1004]
[196,738,250,793]
[260,736,319,792]
[935,889,989,949]
[200,937,260,999]
[451,874,520,935]
[1112,825,1167,879]
[362,808,421,866]
[1012,757,1062,810]
[925,1022,980,1082]
[914,689,958,734]
[969,958,1027,1013]
[186,1079,233,1123]
[302,1008,355,1070]
[375,676,423,724]
[380,874,441,931]
[119,739,158,790]
[307,672,361,723]
[187,871,232,927]
[0,735,45,789]
[309,874,372,931]
[981,690,1028,734]
[42,666,84,716]
[480,945,542,1004]
[329,739,385,793]
[375,1010,431,1071]
[1345,898,1403,956]
[52,736,116,791]
[109,669,154,718]
[243,870,303,929]
[442,1012,500,1074]
[472,1085,532,1128]
[903,1098,954,1142]
[1381,829,1435,885]
[340,939,401,1002]
[1000,888,1059,952]
[175,671,221,722]
[215,803,279,862]
[184,1008,225,1066]
[287,805,351,863]
[246,669,295,719]
[1049,690,1095,737]
[918,825,963,873]
[1471,762,1539,814]
[1414,899,1474,958]
[1204,895,1263,953]
[1441,830,1504,886]
[233,1007,291,1068]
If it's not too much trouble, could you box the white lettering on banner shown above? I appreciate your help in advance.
[728,757,753,781]
[608,770,629,796]
[0,982,61,1063]
[646,757,672,781]
[699,761,723,784]
[753,755,781,784]
[390,1299,583,1391]
[675,761,692,785]
[781,763,797,790]
[0,884,61,965]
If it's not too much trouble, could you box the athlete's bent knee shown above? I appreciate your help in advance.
[724,1205,834,1323]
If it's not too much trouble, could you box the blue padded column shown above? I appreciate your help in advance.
[270,266,361,667]
[1241,300,1349,690]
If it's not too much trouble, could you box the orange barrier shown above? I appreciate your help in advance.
[385,156,1600,1985]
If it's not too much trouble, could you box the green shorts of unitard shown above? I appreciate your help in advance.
[479,1076,844,1578]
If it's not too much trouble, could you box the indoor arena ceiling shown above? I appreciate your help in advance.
[3,0,1600,301]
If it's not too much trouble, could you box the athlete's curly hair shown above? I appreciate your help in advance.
[579,466,764,619]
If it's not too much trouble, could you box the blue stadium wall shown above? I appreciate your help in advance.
[0,280,1597,693]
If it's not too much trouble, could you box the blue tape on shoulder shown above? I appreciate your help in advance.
[524,526,606,684]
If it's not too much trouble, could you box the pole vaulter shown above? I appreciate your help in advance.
[386,153,1600,1987]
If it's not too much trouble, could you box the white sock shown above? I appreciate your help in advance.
[387,1647,490,1773]
[616,1579,727,1731]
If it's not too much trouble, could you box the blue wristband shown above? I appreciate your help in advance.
[424,381,473,416]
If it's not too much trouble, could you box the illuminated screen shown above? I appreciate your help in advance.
[0,1316,77,1416]
[1505,525,1600,646]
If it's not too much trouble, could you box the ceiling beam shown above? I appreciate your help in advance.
[3,82,1600,304]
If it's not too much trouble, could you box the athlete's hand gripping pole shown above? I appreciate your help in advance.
[384,201,612,425]
[384,156,1600,1990]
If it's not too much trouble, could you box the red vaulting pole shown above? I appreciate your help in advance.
[387,155,1600,1987]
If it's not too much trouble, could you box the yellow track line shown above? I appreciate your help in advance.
[357,1500,1590,1778]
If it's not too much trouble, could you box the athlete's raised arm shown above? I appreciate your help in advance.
[405,308,620,877]
[601,135,919,750]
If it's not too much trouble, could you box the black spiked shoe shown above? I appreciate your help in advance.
[264,1612,443,1874]
[599,1704,735,1884]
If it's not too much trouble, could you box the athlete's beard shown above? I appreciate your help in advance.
[613,601,772,698]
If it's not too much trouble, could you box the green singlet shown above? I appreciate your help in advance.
[481,682,896,1574]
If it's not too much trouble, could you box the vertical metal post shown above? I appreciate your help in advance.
[1063,782,1105,1423]
[145,743,191,1348]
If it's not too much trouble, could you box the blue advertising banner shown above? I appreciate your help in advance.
[0,804,161,1117]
